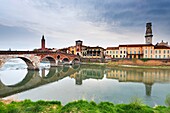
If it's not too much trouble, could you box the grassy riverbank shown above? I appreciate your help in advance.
[1,99,170,113]
[82,60,170,69]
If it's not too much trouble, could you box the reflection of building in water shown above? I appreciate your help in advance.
[70,66,104,85]
[106,68,170,96]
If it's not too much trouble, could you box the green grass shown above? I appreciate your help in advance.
[0,99,170,113]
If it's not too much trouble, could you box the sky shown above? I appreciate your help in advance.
[0,0,170,50]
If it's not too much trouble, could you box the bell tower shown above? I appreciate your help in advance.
[145,22,153,44]
[41,35,45,50]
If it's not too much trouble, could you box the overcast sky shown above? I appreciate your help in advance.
[0,0,170,50]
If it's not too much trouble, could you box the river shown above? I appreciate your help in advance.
[0,58,170,107]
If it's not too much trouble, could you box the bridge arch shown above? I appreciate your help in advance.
[41,56,56,67]
[1,57,35,70]
[18,57,34,69]
[62,57,70,64]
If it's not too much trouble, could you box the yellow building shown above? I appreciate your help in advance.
[66,40,104,59]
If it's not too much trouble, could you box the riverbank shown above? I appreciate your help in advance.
[0,99,170,113]
[82,60,170,69]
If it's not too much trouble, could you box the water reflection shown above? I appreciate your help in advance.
[0,65,170,106]
[70,65,104,85]
[0,65,79,98]
[106,67,170,96]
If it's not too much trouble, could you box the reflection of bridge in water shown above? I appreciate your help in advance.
[106,67,170,96]
[1,65,170,98]
[0,65,81,98]
[0,65,104,98]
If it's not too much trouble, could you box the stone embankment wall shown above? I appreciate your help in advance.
[107,59,170,66]
[81,58,170,66]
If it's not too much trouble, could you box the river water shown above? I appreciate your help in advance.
[0,58,170,107]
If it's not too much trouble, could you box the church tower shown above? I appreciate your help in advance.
[145,22,153,44]
[41,35,45,50]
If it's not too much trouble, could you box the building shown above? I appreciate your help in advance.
[60,40,104,59]
[105,47,119,58]
[106,22,170,59]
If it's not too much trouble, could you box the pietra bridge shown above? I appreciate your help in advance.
[0,51,80,70]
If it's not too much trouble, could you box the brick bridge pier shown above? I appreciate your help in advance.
[0,51,80,70]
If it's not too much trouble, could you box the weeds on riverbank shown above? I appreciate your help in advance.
[1,99,170,113]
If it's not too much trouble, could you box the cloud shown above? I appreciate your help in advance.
[0,0,170,50]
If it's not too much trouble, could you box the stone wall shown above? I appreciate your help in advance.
[107,59,170,66]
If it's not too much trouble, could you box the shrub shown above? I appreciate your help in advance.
[165,94,170,107]
[0,102,7,113]
[6,104,20,113]
[98,102,116,113]
[60,100,99,113]
[130,96,143,106]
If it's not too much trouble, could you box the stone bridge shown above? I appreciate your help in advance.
[0,51,80,70]
[0,65,81,98]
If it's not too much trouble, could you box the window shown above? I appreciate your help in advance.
[145,50,147,54]
[164,55,166,58]
[168,50,169,54]
[145,55,147,58]
[116,55,118,58]
[120,51,122,54]
[151,50,152,54]
[159,50,161,54]
[130,51,132,54]
[124,51,126,54]
[164,50,166,54]
[155,50,157,54]
[110,51,112,54]
[116,51,118,54]
[155,55,157,58]
[134,51,136,54]
[120,55,122,58]
[151,55,152,58]
[106,51,108,54]
[159,55,161,58]
[138,51,140,54]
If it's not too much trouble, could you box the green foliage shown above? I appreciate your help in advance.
[165,94,170,107]
[1,99,170,113]
[140,58,151,62]
[6,104,20,113]
[116,104,153,113]
[130,96,143,106]
[60,100,99,113]
[98,102,116,113]
[0,102,7,113]
[154,106,170,113]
